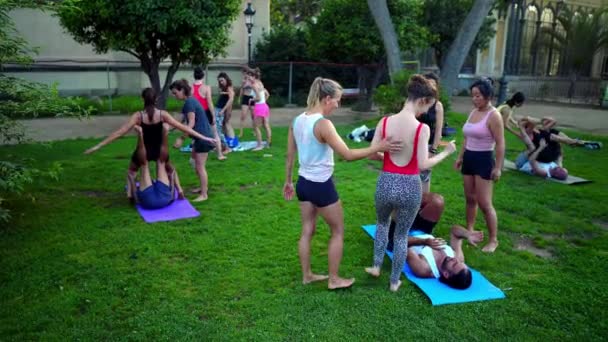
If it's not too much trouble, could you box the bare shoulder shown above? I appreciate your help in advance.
[436,101,444,112]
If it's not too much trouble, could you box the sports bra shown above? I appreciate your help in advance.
[381,117,423,175]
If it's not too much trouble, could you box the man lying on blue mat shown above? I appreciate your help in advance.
[387,193,483,290]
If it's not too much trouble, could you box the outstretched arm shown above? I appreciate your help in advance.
[161,111,216,144]
[417,125,457,170]
[85,113,139,154]
[318,119,400,161]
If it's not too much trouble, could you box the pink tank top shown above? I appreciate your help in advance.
[192,83,209,110]
[462,109,495,151]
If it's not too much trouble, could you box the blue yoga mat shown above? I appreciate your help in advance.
[362,224,505,305]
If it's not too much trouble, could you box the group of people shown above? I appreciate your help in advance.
[285,74,513,292]
[84,65,598,293]
[498,91,601,180]
[85,66,273,206]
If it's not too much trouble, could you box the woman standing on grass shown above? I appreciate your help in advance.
[364,75,456,292]
[84,88,215,201]
[174,66,226,160]
[238,67,255,138]
[216,72,237,148]
[417,72,445,193]
[250,68,272,151]
[284,77,402,290]
[454,79,505,253]
[170,79,217,202]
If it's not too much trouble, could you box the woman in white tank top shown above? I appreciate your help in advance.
[284,77,402,290]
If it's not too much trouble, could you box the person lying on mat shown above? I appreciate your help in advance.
[384,193,481,290]
[405,225,482,290]
[126,124,184,209]
[518,138,568,180]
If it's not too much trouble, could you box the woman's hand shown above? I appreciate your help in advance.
[283,182,295,201]
[84,145,100,155]
[491,167,502,182]
[173,136,184,149]
[377,137,403,153]
[444,140,457,154]
[454,158,463,170]
[425,238,446,250]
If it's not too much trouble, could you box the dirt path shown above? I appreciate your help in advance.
[7,99,608,144]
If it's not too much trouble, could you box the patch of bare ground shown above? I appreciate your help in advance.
[514,236,554,259]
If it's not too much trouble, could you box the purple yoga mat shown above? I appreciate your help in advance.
[128,183,201,223]
[136,198,200,223]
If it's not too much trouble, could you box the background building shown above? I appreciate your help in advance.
[5,0,270,96]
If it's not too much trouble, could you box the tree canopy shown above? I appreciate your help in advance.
[56,0,241,107]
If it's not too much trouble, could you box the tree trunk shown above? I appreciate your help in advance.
[355,66,373,112]
[141,57,180,110]
[367,0,402,81]
[440,0,494,96]
[159,61,181,110]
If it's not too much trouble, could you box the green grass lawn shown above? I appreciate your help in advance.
[1,113,607,340]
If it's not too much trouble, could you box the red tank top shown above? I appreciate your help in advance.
[192,83,209,110]
[381,117,423,175]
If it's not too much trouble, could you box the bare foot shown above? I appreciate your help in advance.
[252,145,264,151]
[223,148,232,154]
[328,277,355,290]
[482,241,499,253]
[364,267,381,278]
[389,280,402,292]
[302,274,329,285]
[218,155,227,161]
[190,188,201,194]
[193,194,208,202]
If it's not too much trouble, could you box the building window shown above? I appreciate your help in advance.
[519,5,539,75]
[537,7,554,76]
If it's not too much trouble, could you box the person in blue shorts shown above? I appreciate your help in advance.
[127,124,182,209]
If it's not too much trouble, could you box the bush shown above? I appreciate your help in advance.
[0,76,97,119]
[0,76,88,223]
[373,70,451,114]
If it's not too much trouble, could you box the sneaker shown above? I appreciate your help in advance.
[584,141,602,150]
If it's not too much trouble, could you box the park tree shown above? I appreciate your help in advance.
[422,0,497,70]
[308,0,430,110]
[440,0,495,95]
[56,0,241,108]
[270,0,321,25]
[367,0,402,80]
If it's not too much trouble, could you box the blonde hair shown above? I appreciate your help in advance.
[306,77,343,110]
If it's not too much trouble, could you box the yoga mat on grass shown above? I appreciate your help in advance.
[362,225,505,305]
[127,183,200,223]
[503,159,591,185]
[232,141,267,152]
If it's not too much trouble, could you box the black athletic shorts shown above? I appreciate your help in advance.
[241,95,253,106]
[193,139,214,153]
[461,150,495,180]
[296,176,339,208]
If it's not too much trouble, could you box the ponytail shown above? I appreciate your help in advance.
[306,77,343,110]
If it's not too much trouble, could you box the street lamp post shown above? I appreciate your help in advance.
[244,2,256,67]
